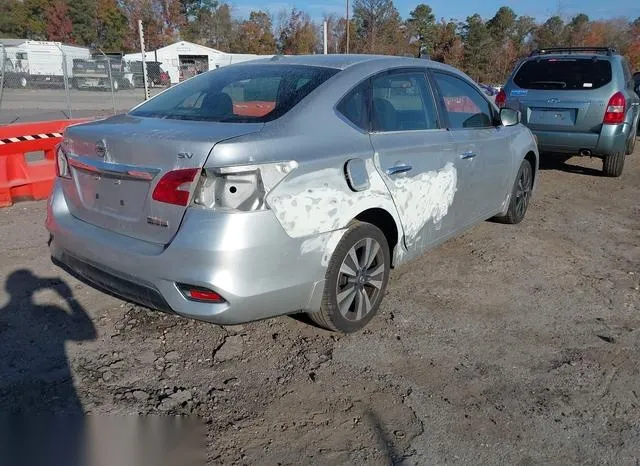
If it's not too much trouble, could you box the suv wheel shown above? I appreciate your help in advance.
[495,158,533,224]
[309,222,390,333]
[602,152,625,177]
[626,126,637,155]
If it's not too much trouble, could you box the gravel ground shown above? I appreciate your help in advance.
[0,149,639,464]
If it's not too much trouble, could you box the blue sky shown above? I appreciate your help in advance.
[229,0,640,22]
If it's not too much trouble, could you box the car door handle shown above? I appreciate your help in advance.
[386,164,413,175]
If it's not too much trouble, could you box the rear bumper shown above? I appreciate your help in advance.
[532,123,631,156]
[46,181,341,325]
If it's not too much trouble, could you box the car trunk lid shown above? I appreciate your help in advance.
[62,114,263,245]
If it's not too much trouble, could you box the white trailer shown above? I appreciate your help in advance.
[2,40,90,88]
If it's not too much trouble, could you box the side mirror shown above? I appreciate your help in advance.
[500,107,521,127]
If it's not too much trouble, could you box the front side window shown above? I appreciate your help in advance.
[370,72,438,132]
[514,58,612,90]
[433,72,494,129]
[130,64,339,122]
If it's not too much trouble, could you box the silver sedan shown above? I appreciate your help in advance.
[47,54,539,333]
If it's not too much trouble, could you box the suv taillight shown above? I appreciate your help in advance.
[603,92,626,124]
[495,89,507,108]
[152,168,200,206]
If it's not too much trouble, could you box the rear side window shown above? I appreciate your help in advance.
[514,58,612,90]
[130,64,338,122]
[337,81,370,131]
[370,72,438,132]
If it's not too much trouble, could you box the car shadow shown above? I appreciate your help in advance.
[0,269,96,466]
[538,153,604,177]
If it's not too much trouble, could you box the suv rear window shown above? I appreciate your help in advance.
[131,64,338,122]
[514,58,612,90]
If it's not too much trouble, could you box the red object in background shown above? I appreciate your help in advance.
[495,89,507,108]
[232,101,276,117]
[0,119,88,207]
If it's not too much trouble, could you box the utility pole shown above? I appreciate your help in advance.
[138,20,150,100]
[323,21,328,55]
[346,0,350,54]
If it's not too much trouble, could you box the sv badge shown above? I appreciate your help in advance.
[177,152,194,159]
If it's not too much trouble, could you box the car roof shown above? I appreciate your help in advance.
[524,53,618,61]
[238,54,460,73]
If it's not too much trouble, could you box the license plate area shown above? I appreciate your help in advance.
[529,108,576,126]
[75,170,149,221]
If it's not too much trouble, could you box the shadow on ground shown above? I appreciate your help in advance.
[538,153,604,177]
[0,269,96,466]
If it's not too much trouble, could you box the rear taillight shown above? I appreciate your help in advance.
[603,92,626,124]
[178,284,225,303]
[495,88,507,108]
[152,168,199,206]
[55,145,71,179]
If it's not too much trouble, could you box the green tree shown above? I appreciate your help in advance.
[69,0,98,45]
[182,0,234,51]
[487,6,516,41]
[407,4,436,56]
[534,15,566,48]
[96,0,129,51]
[567,13,590,46]
[461,14,492,81]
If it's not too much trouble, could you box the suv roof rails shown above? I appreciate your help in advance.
[529,47,617,57]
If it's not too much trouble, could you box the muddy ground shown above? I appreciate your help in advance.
[1,149,639,465]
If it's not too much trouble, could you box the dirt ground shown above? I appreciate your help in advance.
[1,148,639,465]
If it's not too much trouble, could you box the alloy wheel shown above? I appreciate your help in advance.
[515,162,532,219]
[335,237,386,322]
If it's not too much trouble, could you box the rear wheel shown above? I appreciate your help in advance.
[308,222,390,333]
[495,158,533,225]
[602,152,625,177]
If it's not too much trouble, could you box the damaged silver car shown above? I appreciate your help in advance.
[47,55,538,332]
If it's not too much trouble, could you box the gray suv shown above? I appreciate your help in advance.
[498,47,640,177]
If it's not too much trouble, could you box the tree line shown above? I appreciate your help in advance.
[1,0,639,84]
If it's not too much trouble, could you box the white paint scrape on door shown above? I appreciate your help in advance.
[392,162,457,239]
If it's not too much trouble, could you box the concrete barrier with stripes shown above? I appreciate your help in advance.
[0,119,88,207]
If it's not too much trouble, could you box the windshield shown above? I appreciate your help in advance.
[514,58,612,90]
[130,64,339,122]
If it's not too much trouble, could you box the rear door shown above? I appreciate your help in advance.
[507,57,614,134]
[368,69,460,256]
[431,71,513,220]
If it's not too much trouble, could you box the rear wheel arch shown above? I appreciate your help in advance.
[524,151,538,187]
[354,208,400,267]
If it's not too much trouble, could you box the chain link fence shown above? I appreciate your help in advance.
[0,41,166,125]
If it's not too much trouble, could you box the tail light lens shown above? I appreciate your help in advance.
[603,92,626,124]
[152,168,199,206]
[495,89,507,108]
[55,145,71,179]
[193,161,297,212]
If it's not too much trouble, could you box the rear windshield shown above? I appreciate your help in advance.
[513,58,612,90]
[130,64,339,122]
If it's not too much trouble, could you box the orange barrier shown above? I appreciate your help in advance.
[0,119,88,207]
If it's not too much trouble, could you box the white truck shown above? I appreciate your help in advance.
[2,40,90,88]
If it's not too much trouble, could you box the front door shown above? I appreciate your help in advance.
[369,69,462,258]
[431,71,513,222]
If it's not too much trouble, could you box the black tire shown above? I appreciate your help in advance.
[495,158,533,225]
[308,222,390,333]
[626,126,636,155]
[602,152,625,177]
